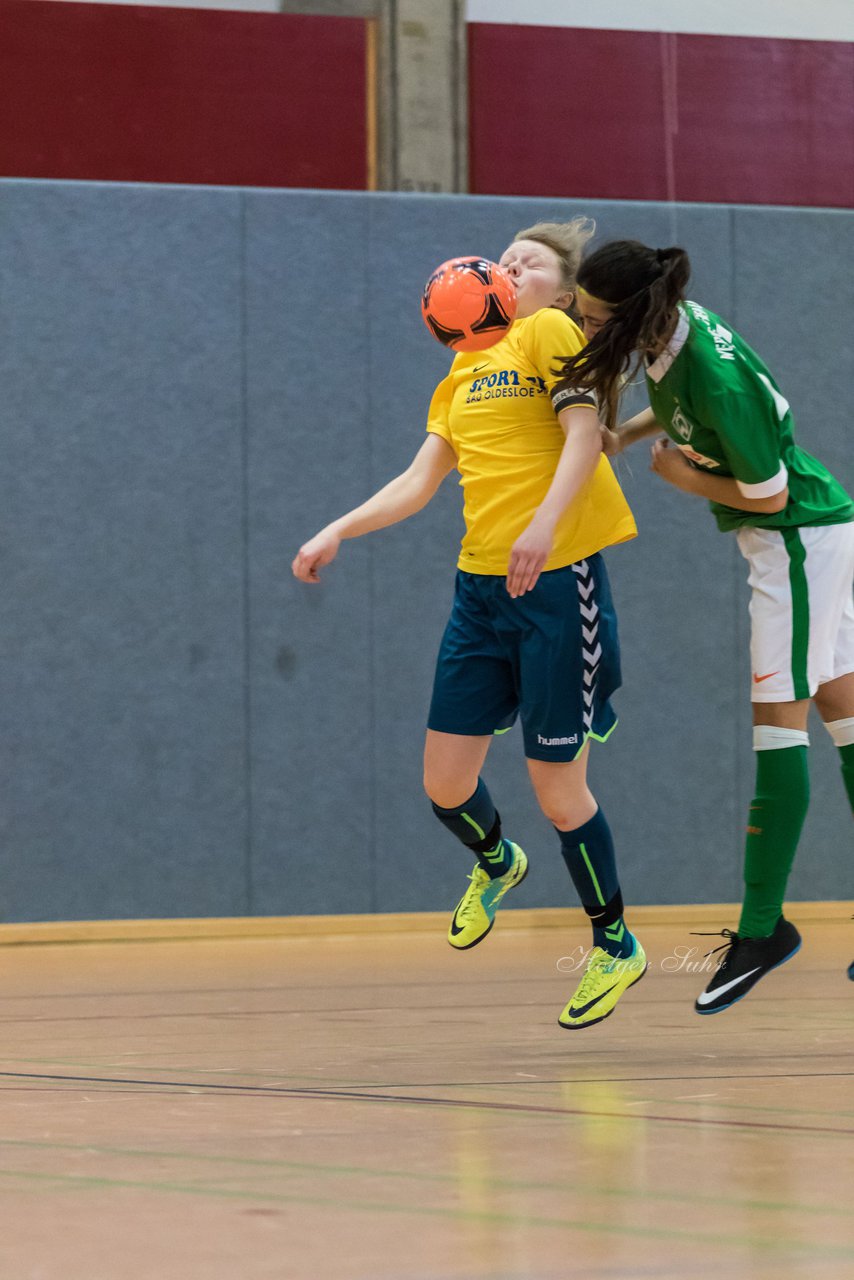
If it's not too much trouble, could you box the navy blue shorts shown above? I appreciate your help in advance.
[427,557,621,762]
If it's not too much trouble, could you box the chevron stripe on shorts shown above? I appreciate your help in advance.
[572,559,601,734]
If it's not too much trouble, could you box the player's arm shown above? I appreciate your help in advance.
[506,405,602,598]
[605,406,662,455]
[292,433,457,583]
[649,380,790,513]
[649,438,789,513]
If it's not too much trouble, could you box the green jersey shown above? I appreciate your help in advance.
[644,302,853,532]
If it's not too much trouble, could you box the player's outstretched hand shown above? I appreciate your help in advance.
[292,529,341,583]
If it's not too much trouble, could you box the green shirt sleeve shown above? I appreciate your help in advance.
[697,373,788,490]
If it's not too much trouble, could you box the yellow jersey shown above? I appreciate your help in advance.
[426,307,637,574]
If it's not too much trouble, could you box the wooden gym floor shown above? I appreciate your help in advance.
[0,907,851,1280]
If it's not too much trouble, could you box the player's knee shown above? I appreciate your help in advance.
[814,684,854,724]
[531,774,598,829]
[423,770,473,810]
[535,795,593,831]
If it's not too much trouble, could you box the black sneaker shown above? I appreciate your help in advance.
[694,916,802,1015]
[848,960,854,981]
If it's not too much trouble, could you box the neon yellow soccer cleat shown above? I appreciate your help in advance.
[447,842,528,950]
[558,939,647,1029]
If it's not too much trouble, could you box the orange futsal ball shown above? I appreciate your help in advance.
[421,256,517,353]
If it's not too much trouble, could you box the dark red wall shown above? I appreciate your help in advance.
[3,5,851,206]
[0,1,367,188]
[469,24,854,208]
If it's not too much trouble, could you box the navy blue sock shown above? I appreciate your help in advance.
[432,778,512,879]
[556,808,634,958]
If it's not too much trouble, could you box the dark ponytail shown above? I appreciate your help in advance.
[556,240,691,427]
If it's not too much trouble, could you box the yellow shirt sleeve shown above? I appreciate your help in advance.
[516,308,586,393]
[425,372,455,446]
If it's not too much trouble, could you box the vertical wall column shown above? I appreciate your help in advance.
[280,0,467,192]
[378,0,467,192]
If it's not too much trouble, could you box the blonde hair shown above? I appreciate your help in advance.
[513,217,596,291]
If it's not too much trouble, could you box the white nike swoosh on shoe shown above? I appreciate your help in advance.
[696,966,762,1005]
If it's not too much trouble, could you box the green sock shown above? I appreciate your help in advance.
[838,742,854,816]
[739,746,810,939]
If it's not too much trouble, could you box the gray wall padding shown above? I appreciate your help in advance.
[1,180,851,920]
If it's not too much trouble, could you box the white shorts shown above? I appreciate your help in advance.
[736,521,854,703]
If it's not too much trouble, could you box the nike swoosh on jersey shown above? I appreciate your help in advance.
[753,671,780,683]
[472,363,489,373]
[696,965,762,1005]
[567,983,618,1019]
